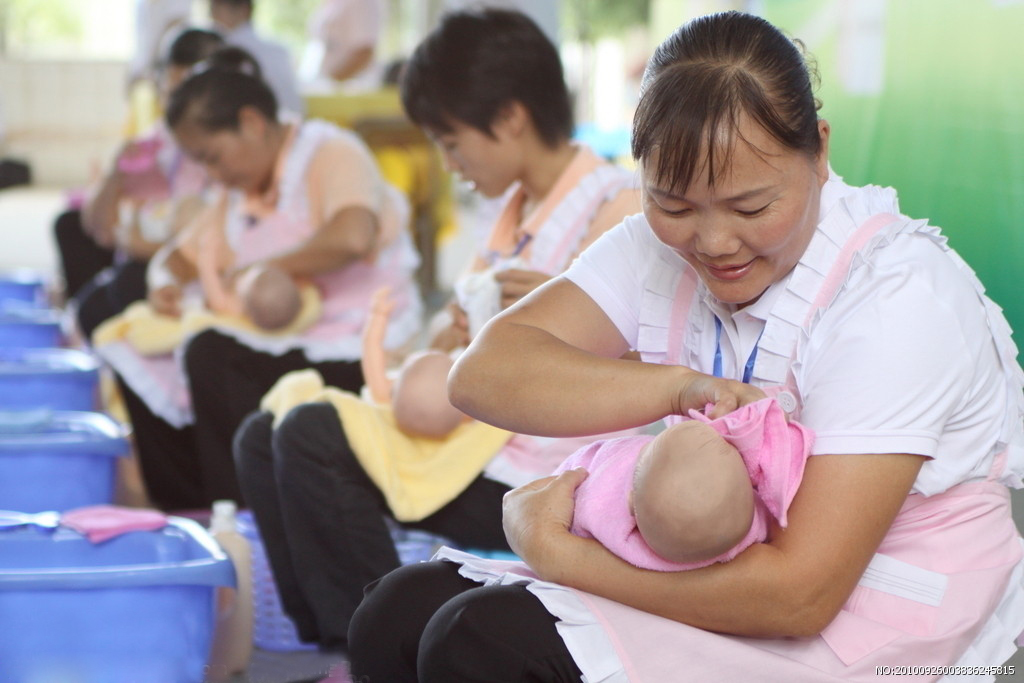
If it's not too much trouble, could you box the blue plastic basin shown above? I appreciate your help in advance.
[0,410,128,512]
[0,269,47,307]
[0,348,99,411]
[0,305,62,348]
[0,516,235,683]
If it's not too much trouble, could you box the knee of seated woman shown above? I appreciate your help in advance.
[232,410,275,465]
[271,401,350,466]
[181,328,239,374]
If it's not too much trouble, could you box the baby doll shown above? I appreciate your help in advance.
[362,287,468,438]
[195,230,303,331]
[234,264,303,331]
[555,397,814,571]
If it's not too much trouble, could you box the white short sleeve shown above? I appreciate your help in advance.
[563,214,659,348]
[796,233,1007,493]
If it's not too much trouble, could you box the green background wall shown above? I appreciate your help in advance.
[760,0,1024,351]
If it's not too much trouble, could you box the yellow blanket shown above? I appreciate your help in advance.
[261,369,513,522]
[92,285,322,355]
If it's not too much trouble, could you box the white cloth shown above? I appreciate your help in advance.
[221,22,304,115]
[565,174,1024,496]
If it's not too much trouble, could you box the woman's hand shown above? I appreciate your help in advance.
[494,268,551,308]
[674,371,767,419]
[149,284,183,318]
[429,301,471,351]
[502,468,588,577]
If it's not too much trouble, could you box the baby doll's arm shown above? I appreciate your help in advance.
[197,243,242,315]
[362,287,395,404]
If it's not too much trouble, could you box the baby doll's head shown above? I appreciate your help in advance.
[392,350,467,439]
[631,421,754,564]
[238,265,302,331]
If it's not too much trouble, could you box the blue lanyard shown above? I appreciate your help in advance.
[713,316,762,383]
[484,232,533,266]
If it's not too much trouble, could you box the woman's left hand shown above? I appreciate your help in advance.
[502,468,588,575]
[675,371,768,419]
[494,268,551,308]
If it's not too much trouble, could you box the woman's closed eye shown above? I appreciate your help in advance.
[653,201,692,217]
[735,202,773,217]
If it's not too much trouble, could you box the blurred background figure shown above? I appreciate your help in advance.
[0,95,32,190]
[125,0,194,136]
[54,28,224,339]
[300,0,386,91]
[128,0,193,92]
[208,0,304,114]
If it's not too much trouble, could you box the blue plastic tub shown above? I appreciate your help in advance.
[237,511,457,652]
[0,348,99,411]
[0,410,128,513]
[0,305,62,348]
[0,269,47,307]
[0,516,235,683]
[237,510,316,652]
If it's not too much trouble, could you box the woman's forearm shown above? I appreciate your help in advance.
[325,45,373,82]
[267,206,379,278]
[81,171,124,247]
[450,316,691,436]
[542,532,822,637]
[519,453,925,638]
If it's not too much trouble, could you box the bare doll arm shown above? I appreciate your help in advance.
[361,287,395,404]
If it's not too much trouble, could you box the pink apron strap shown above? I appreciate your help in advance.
[802,212,900,327]
[766,212,900,414]
[988,450,1008,482]
[666,268,700,366]
[539,177,630,274]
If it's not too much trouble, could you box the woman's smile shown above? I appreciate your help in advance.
[700,258,757,281]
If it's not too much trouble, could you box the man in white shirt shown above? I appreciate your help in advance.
[208,0,304,114]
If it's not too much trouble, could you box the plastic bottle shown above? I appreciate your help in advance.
[206,500,254,681]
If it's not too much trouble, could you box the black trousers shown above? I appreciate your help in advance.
[232,402,512,650]
[52,208,115,300]
[117,329,363,511]
[74,258,149,340]
[348,560,584,682]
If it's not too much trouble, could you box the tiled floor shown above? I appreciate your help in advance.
[221,648,346,683]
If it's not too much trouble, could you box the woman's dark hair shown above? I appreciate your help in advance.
[165,46,277,132]
[400,8,573,148]
[211,0,253,9]
[632,11,822,192]
[166,28,225,68]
